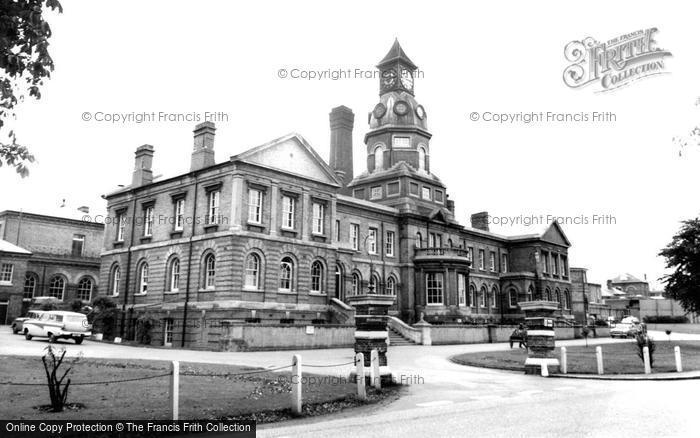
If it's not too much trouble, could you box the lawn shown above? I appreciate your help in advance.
[451,341,700,374]
[646,323,700,334]
[0,354,400,422]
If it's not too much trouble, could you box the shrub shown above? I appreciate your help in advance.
[67,299,83,313]
[594,319,609,327]
[40,302,59,311]
[635,333,656,368]
[642,315,689,324]
[135,313,159,345]
[89,297,119,340]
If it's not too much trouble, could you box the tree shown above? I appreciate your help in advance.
[0,0,63,176]
[659,218,700,314]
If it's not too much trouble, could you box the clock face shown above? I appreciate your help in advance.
[400,68,414,90]
[381,69,397,89]
[393,100,410,116]
[415,105,426,120]
[373,103,387,119]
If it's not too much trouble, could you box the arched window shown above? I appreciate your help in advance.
[48,276,65,300]
[555,288,561,306]
[564,290,571,309]
[526,286,533,302]
[415,232,422,248]
[508,287,518,307]
[204,253,216,289]
[370,273,380,294]
[351,273,361,295]
[111,265,121,296]
[545,288,552,301]
[491,286,498,309]
[245,253,261,289]
[386,276,397,295]
[23,274,37,299]
[469,284,476,307]
[280,257,294,291]
[374,145,384,171]
[418,147,426,171]
[138,262,149,294]
[311,261,324,293]
[77,277,93,302]
[335,265,344,299]
[480,285,487,308]
[168,258,180,292]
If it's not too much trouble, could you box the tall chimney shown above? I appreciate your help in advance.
[329,106,354,187]
[471,211,490,231]
[191,121,216,171]
[132,144,154,187]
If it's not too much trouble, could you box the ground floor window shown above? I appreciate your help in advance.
[77,277,93,302]
[509,288,518,307]
[48,276,65,300]
[163,318,174,347]
[458,274,466,306]
[426,272,444,305]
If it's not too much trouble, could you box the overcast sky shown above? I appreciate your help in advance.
[1,0,699,288]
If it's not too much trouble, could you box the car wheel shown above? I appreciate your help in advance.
[25,331,33,340]
[48,334,57,343]
[12,327,19,335]
[74,336,84,345]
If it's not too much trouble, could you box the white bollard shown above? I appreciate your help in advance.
[291,354,302,414]
[370,349,381,389]
[355,353,366,401]
[675,346,683,372]
[540,363,549,377]
[643,346,651,374]
[170,361,179,421]
[560,347,567,374]
[596,346,604,375]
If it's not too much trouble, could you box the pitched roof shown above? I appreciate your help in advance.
[610,273,646,283]
[377,39,417,70]
[0,239,31,255]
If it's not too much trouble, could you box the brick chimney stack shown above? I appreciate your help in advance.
[191,121,216,171]
[132,144,154,187]
[471,211,490,232]
[329,106,354,188]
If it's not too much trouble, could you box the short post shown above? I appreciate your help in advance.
[643,346,651,374]
[596,346,604,375]
[675,346,683,372]
[370,349,381,389]
[170,361,179,421]
[540,363,549,377]
[291,354,302,415]
[355,352,366,400]
[560,347,567,374]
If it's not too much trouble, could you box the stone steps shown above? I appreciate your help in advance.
[388,326,417,346]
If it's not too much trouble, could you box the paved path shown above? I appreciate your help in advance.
[2,327,697,437]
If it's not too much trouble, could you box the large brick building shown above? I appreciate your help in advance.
[0,209,103,323]
[98,41,573,348]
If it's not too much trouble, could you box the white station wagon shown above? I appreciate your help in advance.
[23,311,92,344]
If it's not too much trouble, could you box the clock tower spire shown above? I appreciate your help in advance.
[378,38,418,96]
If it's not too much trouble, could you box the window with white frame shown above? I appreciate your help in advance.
[281,195,295,229]
[542,251,549,273]
[386,276,396,295]
[527,286,534,301]
[244,253,260,289]
[248,188,262,224]
[143,206,154,236]
[207,190,220,225]
[72,234,85,257]
[374,145,384,171]
[469,285,476,307]
[509,288,518,307]
[312,202,325,234]
[422,186,431,200]
[23,274,36,299]
[491,287,497,308]
[279,257,293,291]
[163,318,173,347]
[111,266,121,296]
[385,231,395,256]
[489,251,496,272]
[370,186,382,200]
[418,147,426,171]
[426,272,444,305]
[174,198,185,230]
[204,254,216,289]
[502,254,508,273]
[392,136,410,148]
[48,276,65,300]
[415,232,422,248]
[311,261,324,293]
[458,273,466,306]
[138,263,149,294]
[168,258,180,292]
[370,274,380,293]
[368,227,378,254]
[479,286,487,308]
[351,273,360,295]
[116,212,126,241]
[478,249,485,270]
[77,277,93,302]
[351,224,360,250]
[0,263,13,284]
[467,247,474,262]
[553,255,559,276]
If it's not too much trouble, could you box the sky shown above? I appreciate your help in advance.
[1,0,699,288]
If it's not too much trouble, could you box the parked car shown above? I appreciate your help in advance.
[11,310,46,334]
[610,322,640,338]
[23,311,92,344]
